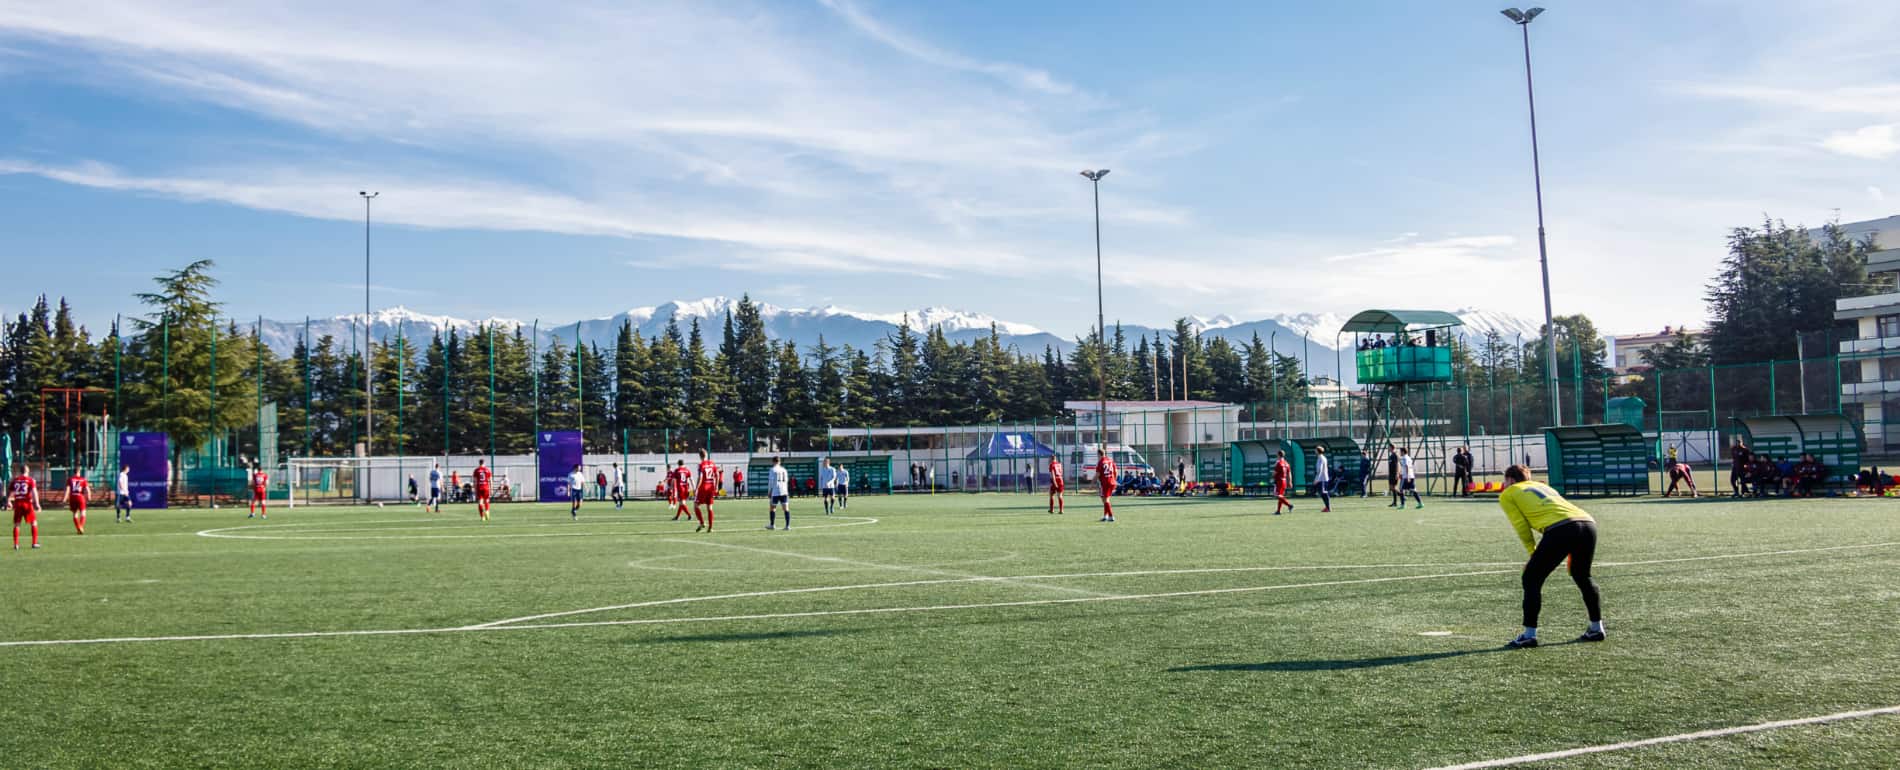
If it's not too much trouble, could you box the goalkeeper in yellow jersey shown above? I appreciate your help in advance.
[1497,465,1605,648]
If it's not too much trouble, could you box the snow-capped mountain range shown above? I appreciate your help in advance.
[251,299,1544,384]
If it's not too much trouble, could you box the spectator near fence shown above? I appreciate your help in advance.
[1729,439,1753,497]
[1452,446,1473,497]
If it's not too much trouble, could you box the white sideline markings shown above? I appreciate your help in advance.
[3,541,1896,648]
[1424,705,1900,769]
[659,538,1122,599]
[196,516,878,540]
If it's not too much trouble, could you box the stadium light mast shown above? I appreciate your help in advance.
[1081,169,1110,459]
[359,191,379,457]
[1500,7,1562,428]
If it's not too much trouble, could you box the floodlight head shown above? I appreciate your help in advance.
[1525,7,1544,20]
[1097,169,1110,178]
[1501,8,1525,22]
[1080,169,1110,181]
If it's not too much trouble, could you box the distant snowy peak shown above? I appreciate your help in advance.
[832,305,1044,336]
[1188,314,1240,333]
[1451,308,1544,340]
[609,296,1041,336]
[1270,312,1347,341]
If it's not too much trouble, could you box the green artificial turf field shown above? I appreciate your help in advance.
[2,491,1896,768]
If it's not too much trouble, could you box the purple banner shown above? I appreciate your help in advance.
[537,431,583,502]
[121,432,169,509]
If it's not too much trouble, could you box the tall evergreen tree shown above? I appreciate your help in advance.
[120,261,257,477]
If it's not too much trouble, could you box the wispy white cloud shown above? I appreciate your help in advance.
[1821,124,1899,159]
[1871,186,1887,203]
[817,0,1074,96]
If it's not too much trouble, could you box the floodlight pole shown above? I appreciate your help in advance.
[1502,8,1561,428]
[1082,169,1110,459]
[360,191,380,454]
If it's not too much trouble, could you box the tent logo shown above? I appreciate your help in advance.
[543,434,553,441]
[1005,435,1024,450]
[125,435,136,445]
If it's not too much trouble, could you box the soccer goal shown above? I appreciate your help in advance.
[284,456,434,507]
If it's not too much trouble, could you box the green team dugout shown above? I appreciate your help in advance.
[1732,414,1862,486]
[1544,424,1650,497]
[748,456,892,496]
[1227,437,1362,496]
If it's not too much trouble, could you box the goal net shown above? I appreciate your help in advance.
[283,456,528,507]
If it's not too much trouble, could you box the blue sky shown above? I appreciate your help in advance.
[2,0,1895,338]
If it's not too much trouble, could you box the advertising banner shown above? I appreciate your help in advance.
[536,431,583,501]
[121,432,169,509]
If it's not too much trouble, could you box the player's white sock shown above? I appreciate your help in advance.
[1587,621,1604,634]
[1521,627,1537,639]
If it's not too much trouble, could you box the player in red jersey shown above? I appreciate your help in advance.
[247,464,269,518]
[670,460,693,521]
[1047,456,1066,514]
[11,465,41,550]
[66,473,90,534]
[473,459,494,521]
[1095,449,1118,522]
[693,449,719,532]
[1273,450,1295,515]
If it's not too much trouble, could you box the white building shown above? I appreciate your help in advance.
[1831,215,1900,452]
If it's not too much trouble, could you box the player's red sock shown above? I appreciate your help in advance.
[11,526,16,548]
[75,514,85,534]
[29,523,38,546]
[705,508,713,530]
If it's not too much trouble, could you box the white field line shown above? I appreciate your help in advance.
[1,567,1515,648]
[659,538,1123,600]
[195,517,878,540]
[3,541,1896,648]
[1424,705,1900,769]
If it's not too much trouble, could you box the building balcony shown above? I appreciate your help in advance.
[1839,336,1900,356]
[1835,291,1900,321]
[1841,380,1900,398]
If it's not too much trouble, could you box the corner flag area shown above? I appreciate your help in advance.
[3,493,1896,767]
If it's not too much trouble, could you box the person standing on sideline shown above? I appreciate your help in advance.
[767,457,792,530]
[732,467,744,499]
[1359,453,1374,498]
[566,464,587,519]
[115,465,133,523]
[1096,448,1119,522]
[610,463,626,509]
[819,458,838,515]
[1729,439,1752,497]
[836,465,850,510]
[1313,445,1332,513]
[427,463,444,513]
[1453,446,1474,497]
[1176,459,1187,488]
[1272,450,1295,515]
[595,468,608,502]
[1498,465,1605,648]
[1385,444,1402,507]
[1398,447,1423,509]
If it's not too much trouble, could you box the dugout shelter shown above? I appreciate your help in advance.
[1731,414,1862,487]
[1543,424,1650,497]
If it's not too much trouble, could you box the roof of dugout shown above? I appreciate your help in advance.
[1339,309,1466,334]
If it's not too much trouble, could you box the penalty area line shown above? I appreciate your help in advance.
[1423,705,1900,769]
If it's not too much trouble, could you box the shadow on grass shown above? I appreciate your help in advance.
[621,628,847,646]
[1168,646,1518,672]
